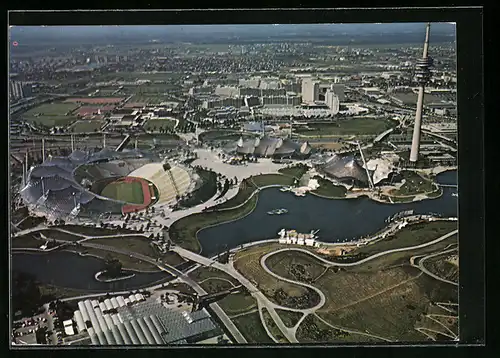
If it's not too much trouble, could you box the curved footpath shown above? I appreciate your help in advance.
[265,229,458,268]
[413,247,459,286]
[260,252,327,313]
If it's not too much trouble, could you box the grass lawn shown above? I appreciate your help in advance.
[250,174,295,188]
[275,309,303,328]
[143,119,177,132]
[26,115,78,127]
[88,236,187,267]
[232,311,273,344]
[353,221,458,256]
[262,308,289,343]
[296,314,386,343]
[215,179,255,209]
[295,118,395,136]
[311,176,347,198]
[169,195,258,252]
[189,266,239,286]
[101,180,144,204]
[69,246,159,272]
[218,292,257,316]
[178,169,217,208]
[422,250,459,283]
[233,244,321,309]
[315,271,457,342]
[24,102,80,116]
[12,234,44,249]
[265,250,328,284]
[69,120,104,133]
[389,171,437,197]
[278,164,309,179]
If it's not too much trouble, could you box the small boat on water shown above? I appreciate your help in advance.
[452,192,458,197]
[267,208,289,215]
[280,186,292,192]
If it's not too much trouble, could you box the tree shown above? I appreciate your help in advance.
[104,254,123,277]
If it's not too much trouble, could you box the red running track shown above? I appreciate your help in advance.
[122,177,153,214]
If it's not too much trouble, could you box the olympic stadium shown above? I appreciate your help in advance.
[20,147,194,221]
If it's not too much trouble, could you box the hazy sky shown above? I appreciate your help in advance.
[9,23,455,38]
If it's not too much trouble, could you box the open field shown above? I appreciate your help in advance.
[295,118,395,136]
[169,195,258,252]
[234,244,321,309]
[232,311,273,344]
[315,266,420,315]
[68,246,159,272]
[265,250,328,283]
[135,83,181,95]
[262,308,289,343]
[25,115,78,127]
[316,271,457,342]
[12,234,45,249]
[422,251,459,283]
[189,266,240,286]
[69,120,105,133]
[311,176,347,198]
[218,292,257,316]
[296,314,385,343]
[250,174,295,188]
[24,102,80,116]
[277,164,309,179]
[275,309,303,328]
[101,179,144,204]
[143,119,176,132]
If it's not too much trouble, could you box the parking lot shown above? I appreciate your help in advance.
[12,304,62,345]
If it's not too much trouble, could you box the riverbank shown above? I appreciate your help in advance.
[169,194,259,253]
[95,270,135,283]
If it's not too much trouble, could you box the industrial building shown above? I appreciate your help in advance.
[72,295,222,345]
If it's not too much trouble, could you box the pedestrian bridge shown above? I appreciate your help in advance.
[437,183,458,188]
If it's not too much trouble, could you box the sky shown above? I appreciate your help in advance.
[8,23,456,46]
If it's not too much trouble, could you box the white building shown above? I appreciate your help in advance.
[325,87,340,114]
[301,77,320,103]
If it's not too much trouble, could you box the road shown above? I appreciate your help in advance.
[264,229,458,268]
[33,234,248,344]
[173,246,299,343]
[413,248,459,286]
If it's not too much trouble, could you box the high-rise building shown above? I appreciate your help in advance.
[410,23,433,164]
[301,77,320,103]
[9,81,25,101]
[325,87,340,114]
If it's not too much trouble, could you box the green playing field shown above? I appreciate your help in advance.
[100,180,144,204]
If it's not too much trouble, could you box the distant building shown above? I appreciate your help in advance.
[325,87,340,115]
[9,81,29,101]
[301,77,320,103]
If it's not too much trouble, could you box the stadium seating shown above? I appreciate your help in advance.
[128,163,191,204]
